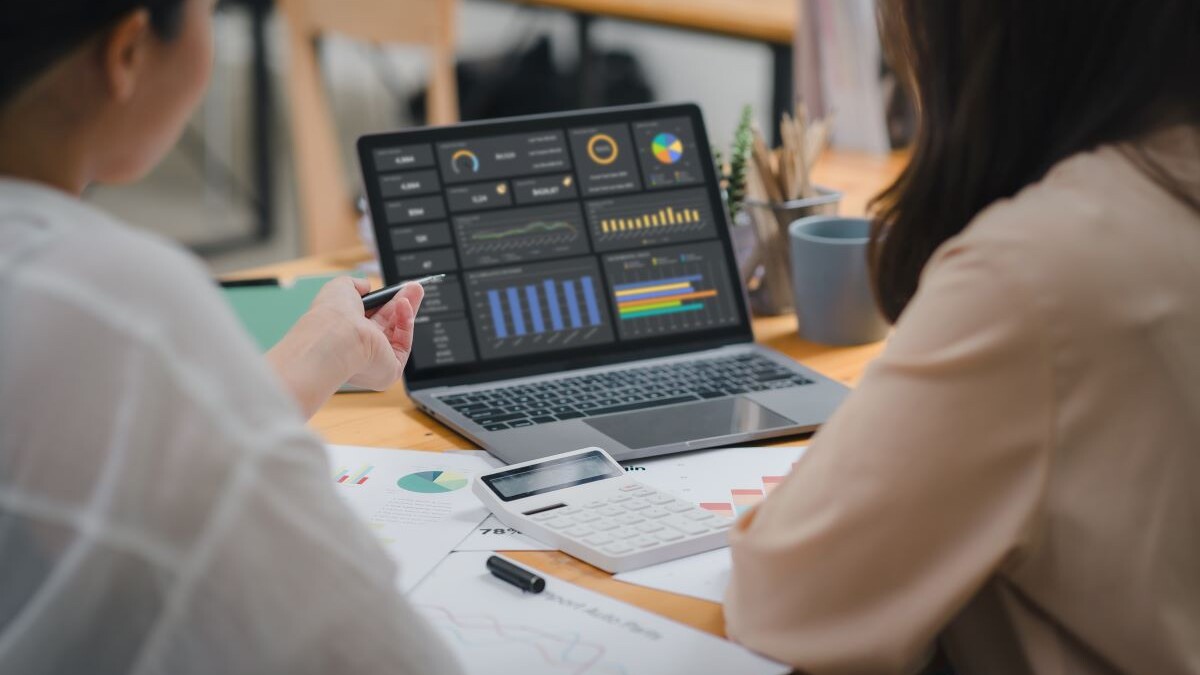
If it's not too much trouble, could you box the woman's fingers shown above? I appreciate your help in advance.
[388,298,416,358]
[370,282,424,330]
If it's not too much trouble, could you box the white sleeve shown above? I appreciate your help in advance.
[0,217,462,675]
[139,407,463,675]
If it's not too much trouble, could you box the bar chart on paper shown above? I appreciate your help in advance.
[466,257,615,359]
[620,446,805,518]
[333,465,373,486]
[585,188,717,251]
[603,241,741,339]
[699,476,788,519]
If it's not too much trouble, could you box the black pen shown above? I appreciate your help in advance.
[218,277,279,289]
[361,274,445,311]
[486,555,546,594]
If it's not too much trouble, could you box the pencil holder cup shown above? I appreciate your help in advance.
[737,187,842,316]
[788,216,890,345]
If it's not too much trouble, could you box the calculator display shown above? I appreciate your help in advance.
[483,450,622,501]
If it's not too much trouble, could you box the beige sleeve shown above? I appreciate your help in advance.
[725,239,1052,674]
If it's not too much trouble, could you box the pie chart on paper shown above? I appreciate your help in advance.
[397,470,470,494]
[651,132,684,164]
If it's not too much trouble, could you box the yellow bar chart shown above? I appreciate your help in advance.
[586,188,717,252]
[600,206,703,234]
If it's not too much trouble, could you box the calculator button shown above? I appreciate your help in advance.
[709,518,733,531]
[583,534,614,546]
[622,500,651,511]
[665,501,694,513]
[585,500,606,508]
[559,507,581,515]
[593,521,621,531]
[598,506,624,517]
[529,512,558,521]
[684,510,715,521]
[612,527,640,540]
[666,519,709,536]
[544,518,573,530]
[603,543,633,555]
[648,494,675,505]
[630,536,658,549]
[619,484,641,492]
[607,494,632,503]
[642,507,670,519]
[573,513,601,524]
[655,530,685,542]
[615,514,645,526]
[636,522,665,533]
[563,526,593,538]
[634,488,656,498]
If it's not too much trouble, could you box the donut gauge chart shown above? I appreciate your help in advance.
[587,133,619,165]
[451,149,480,174]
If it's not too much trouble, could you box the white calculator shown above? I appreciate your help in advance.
[473,447,733,573]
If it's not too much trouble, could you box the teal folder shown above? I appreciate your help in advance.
[222,274,362,352]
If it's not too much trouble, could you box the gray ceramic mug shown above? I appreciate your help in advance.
[788,216,890,345]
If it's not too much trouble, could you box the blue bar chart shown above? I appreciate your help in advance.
[466,257,615,359]
[486,278,600,338]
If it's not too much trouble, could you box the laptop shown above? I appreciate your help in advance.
[357,103,848,464]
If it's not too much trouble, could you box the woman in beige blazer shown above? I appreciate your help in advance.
[725,2,1200,674]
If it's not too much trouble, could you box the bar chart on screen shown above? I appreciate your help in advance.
[603,241,740,339]
[585,188,717,252]
[465,257,616,359]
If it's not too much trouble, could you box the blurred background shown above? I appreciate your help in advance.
[85,0,906,274]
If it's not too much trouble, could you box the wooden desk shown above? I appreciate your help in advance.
[242,149,906,637]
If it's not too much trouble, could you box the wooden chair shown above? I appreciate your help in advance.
[277,0,459,254]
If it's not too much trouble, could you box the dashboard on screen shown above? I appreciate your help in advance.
[358,105,752,389]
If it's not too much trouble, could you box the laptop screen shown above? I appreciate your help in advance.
[358,104,753,389]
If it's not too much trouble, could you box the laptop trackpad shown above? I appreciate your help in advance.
[584,397,798,450]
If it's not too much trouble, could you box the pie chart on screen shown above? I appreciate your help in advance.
[397,470,469,493]
[651,133,684,164]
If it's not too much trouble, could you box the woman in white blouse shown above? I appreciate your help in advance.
[0,1,460,673]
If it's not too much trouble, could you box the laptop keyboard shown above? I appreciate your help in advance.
[435,353,813,431]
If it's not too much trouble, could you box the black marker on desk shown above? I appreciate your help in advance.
[361,274,445,311]
[487,555,546,594]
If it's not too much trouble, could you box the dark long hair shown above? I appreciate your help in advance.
[0,0,186,107]
[870,1,1200,323]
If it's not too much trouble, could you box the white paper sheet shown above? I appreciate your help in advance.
[454,514,556,551]
[325,445,500,591]
[612,446,808,600]
[615,548,732,603]
[411,552,789,675]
